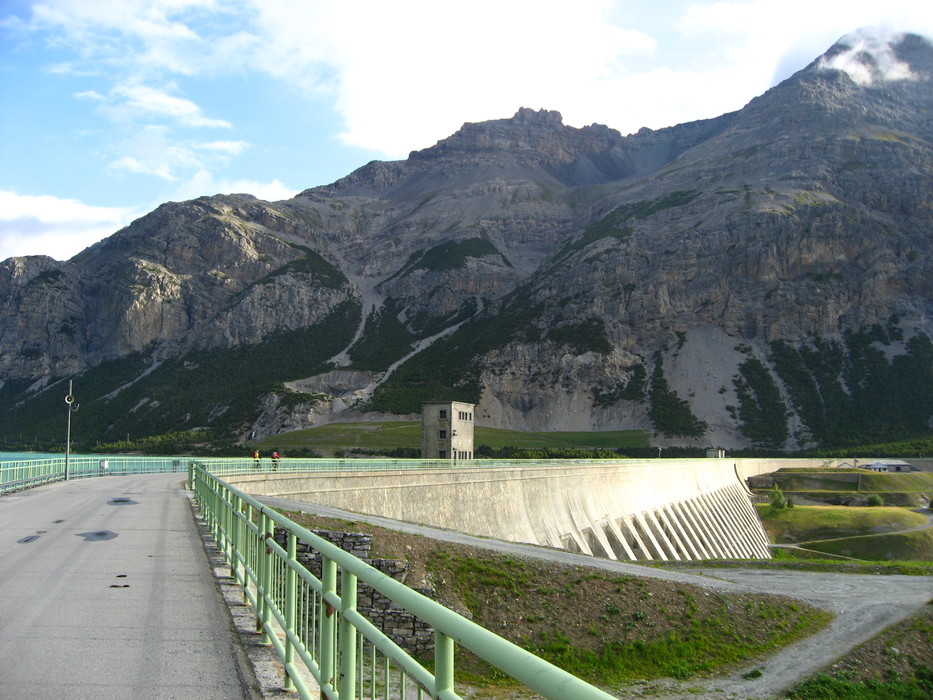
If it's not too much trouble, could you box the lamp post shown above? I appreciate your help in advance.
[64,380,79,481]
[657,446,663,459]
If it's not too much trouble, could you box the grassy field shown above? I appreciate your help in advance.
[253,421,651,455]
[800,528,933,561]
[857,471,933,492]
[756,503,933,562]
[757,504,928,544]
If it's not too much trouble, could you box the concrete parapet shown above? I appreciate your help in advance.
[231,459,771,561]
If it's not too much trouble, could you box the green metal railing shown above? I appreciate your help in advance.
[189,461,617,700]
[0,452,679,495]
[0,455,189,494]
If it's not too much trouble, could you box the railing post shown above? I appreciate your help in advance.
[435,631,455,696]
[284,531,297,692]
[319,557,337,698]
[244,504,253,604]
[257,510,271,643]
[338,569,358,700]
[231,494,242,584]
[219,488,229,558]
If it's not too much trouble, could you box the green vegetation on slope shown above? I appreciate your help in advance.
[389,237,508,279]
[253,421,651,455]
[0,301,361,448]
[545,317,613,355]
[756,504,928,544]
[559,190,701,258]
[593,363,647,407]
[347,300,416,371]
[801,529,933,562]
[803,436,933,459]
[770,327,933,447]
[733,357,789,449]
[363,301,542,414]
[648,353,707,438]
[259,245,348,289]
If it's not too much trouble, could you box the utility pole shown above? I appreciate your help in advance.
[64,380,79,480]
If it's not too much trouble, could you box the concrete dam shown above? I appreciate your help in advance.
[229,459,772,561]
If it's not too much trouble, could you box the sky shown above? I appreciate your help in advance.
[1,1,931,262]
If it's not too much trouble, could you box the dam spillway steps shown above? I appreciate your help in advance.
[227,459,772,562]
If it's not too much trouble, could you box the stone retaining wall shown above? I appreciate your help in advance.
[273,527,435,655]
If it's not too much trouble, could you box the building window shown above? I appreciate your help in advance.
[439,430,447,439]
[439,410,447,419]
[439,450,446,459]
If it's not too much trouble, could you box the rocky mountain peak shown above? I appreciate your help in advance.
[813,29,931,86]
[409,107,624,165]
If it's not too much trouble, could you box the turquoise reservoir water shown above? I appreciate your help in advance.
[0,451,69,462]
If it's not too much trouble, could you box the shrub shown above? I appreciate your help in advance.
[770,483,787,509]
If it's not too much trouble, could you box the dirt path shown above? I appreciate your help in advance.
[258,496,933,699]
[668,568,932,699]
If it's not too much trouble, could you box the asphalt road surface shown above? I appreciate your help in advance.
[0,474,261,700]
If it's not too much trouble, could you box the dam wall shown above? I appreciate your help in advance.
[229,459,772,561]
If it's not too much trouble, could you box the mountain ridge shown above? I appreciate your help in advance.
[1,30,931,452]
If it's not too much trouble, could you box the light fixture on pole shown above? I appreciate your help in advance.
[64,380,79,481]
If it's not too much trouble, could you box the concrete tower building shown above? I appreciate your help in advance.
[421,401,475,460]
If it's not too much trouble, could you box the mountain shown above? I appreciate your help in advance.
[2,30,931,453]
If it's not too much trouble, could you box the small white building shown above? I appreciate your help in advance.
[864,460,913,473]
[421,401,475,460]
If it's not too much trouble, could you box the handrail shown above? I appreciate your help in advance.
[189,461,617,700]
[0,453,699,495]
[0,456,188,494]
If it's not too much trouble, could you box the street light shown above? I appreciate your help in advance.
[657,446,663,459]
[64,379,79,481]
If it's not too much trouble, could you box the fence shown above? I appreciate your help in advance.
[0,455,188,494]
[189,461,617,700]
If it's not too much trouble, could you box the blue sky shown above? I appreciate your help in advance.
[1,1,931,262]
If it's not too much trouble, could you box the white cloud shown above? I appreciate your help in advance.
[0,191,139,261]
[194,140,249,155]
[105,125,243,184]
[313,0,660,153]
[170,169,299,202]
[106,82,231,128]
[23,0,933,160]
[817,28,914,85]
[109,156,176,181]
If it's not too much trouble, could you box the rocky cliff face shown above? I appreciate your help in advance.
[1,31,931,450]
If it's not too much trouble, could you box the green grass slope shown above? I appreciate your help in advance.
[254,422,650,455]
[801,529,933,561]
[757,505,928,544]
